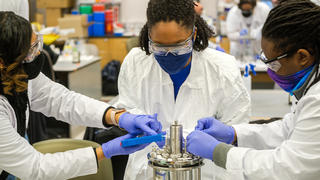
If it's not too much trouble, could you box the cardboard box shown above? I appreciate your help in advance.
[37,0,75,9]
[36,13,44,24]
[58,15,88,38]
[46,8,62,27]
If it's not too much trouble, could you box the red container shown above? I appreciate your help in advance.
[113,6,119,23]
[105,9,113,22]
[105,9,113,35]
[93,4,105,12]
[105,22,113,35]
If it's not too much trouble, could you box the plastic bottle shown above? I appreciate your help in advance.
[72,40,80,63]
[243,65,252,95]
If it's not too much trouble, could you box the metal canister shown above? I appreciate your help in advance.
[170,121,183,154]
[148,121,203,180]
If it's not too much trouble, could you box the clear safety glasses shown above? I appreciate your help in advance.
[148,27,195,56]
[24,32,43,63]
[259,50,290,64]
[259,50,297,72]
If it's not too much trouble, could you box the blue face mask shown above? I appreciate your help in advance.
[154,52,192,75]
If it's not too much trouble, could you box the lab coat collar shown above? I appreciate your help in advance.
[153,51,204,89]
[293,65,320,100]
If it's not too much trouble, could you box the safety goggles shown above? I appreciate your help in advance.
[148,27,195,56]
[259,51,287,64]
[259,50,298,72]
[24,32,43,63]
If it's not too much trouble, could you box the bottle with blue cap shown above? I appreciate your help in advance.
[243,64,252,95]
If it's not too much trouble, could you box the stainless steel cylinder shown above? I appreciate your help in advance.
[170,121,183,154]
[151,165,201,180]
[148,122,203,180]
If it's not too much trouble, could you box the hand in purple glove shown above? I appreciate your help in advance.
[155,131,167,148]
[187,130,221,160]
[119,113,162,136]
[195,117,235,144]
[102,134,150,158]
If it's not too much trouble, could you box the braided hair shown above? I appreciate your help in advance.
[139,0,214,55]
[262,0,320,92]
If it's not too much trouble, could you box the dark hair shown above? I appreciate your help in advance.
[238,0,257,9]
[0,11,32,95]
[262,0,320,91]
[0,12,32,147]
[139,0,214,55]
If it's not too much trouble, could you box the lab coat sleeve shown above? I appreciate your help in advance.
[113,50,146,115]
[217,58,251,125]
[18,0,29,20]
[226,8,241,41]
[232,113,291,149]
[0,105,98,179]
[29,73,110,128]
[226,95,320,180]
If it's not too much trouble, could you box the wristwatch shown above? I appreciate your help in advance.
[110,108,126,126]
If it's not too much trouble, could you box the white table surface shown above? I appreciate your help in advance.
[53,55,101,72]
[239,61,268,72]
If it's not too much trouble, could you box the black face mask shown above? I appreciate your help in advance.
[23,52,44,80]
[242,10,253,18]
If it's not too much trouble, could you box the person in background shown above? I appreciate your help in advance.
[113,0,251,179]
[187,0,320,179]
[194,0,225,52]
[0,12,162,180]
[226,0,270,59]
[0,0,29,20]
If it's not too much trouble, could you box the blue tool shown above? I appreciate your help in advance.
[121,134,165,147]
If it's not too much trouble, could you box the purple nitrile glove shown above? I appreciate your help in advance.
[119,113,162,136]
[155,131,166,148]
[102,134,150,159]
[186,130,221,160]
[195,117,235,144]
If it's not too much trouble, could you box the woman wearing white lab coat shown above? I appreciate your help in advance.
[226,0,270,59]
[113,0,251,179]
[0,12,161,180]
[187,1,320,179]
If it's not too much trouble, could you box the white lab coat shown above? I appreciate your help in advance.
[0,73,110,180]
[226,2,270,58]
[0,0,29,20]
[228,70,320,180]
[114,48,251,180]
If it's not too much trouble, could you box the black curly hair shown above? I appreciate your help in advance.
[139,0,214,55]
[238,0,257,9]
[262,0,320,92]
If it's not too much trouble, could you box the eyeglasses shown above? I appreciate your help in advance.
[259,50,296,64]
[148,27,195,56]
[24,32,43,63]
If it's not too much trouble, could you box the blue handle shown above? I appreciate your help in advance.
[244,65,249,77]
[121,134,165,147]
[249,64,256,76]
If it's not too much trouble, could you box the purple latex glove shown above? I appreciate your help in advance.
[102,134,150,159]
[187,130,221,160]
[155,131,167,148]
[195,117,235,144]
[119,113,162,136]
